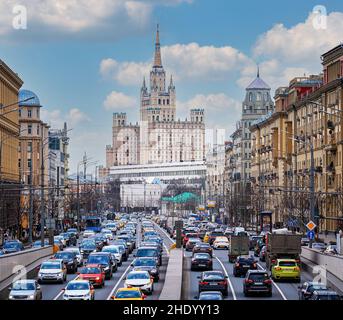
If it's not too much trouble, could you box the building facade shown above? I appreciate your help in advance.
[105,26,205,168]
[0,60,23,233]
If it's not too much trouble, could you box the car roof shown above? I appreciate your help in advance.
[128,270,149,274]
[117,287,141,292]
[14,279,36,284]
[247,270,268,274]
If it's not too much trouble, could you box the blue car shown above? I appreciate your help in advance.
[2,240,24,254]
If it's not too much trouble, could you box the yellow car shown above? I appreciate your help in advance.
[111,287,147,300]
[271,259,301,282]
[203,232,210,243]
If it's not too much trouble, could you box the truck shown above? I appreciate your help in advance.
[228,235,249,263]
[265,233,302,270]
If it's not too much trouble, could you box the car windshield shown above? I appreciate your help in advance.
[127,272,150,280]
[199,293,222,300]
[4,242,20,249]
[103,247,119,253]
[88,255,109,265]
[81,243,96,249]
[116,291,141,299]
[12,282,35,290]
[194,254,210,259]
[80,267,101,274]
[203,272,224,280]
[309,285,327,292]
[66,282,89,291]
[134,259,156,267]
[55,252,73,259]
[41,263,61,269]
[136,249,157,257]
[249,273,268,281]
[279,261,296,267]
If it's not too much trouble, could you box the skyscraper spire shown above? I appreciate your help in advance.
[257,64,260,78]
[153,24,162,67]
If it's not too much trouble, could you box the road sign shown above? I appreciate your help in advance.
[306,220,316,231]
[307,231,315,240]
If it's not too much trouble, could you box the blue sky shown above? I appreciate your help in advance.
[0,0,342,173]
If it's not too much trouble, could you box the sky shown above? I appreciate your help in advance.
[0,0,342,174]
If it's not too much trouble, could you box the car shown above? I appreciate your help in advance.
[324,245,338,255]
[2,240,24,254]
[254,239,265,257]
[243,270,272,297]
[191,253,213,271]
[62,280,95,300]
[80,241,97,259]
[198,271,228,296]
[111,287,147,300]
[183,233,199,247]
[38,259,67,283]
[112,240,130,259]
[271,259,301,282]
[185,238,202,251]
[135,247,162,266]
[309,290,341,300]
[8,280,42,300]
[259,246,266,262]
[66,232,77,246]
[298,281,328,300]
[112,243,128,261]
[124,271,154,294]
[105,223,117,234]
[233,256,257,277]
[65,247,83,266]
[311,242,327,251]
[249,236,263,250]
[54,251,78,273]
[32,239,49,248]
[197,291,223,300]
[54,235,67,248]
[207,230,225,245]
[131,257,160,282]
[87,252,116,279]
[193,243,213,257]
[53,238,64,251]
[101,228,114,241]
[67,228,79,239]
[213,236,230,250]
[95,233,108,246]
[117,235,135,252]
[102,245,123,266]
[83,230,96,238]
[301,237,310,246]
[77,264,106,288]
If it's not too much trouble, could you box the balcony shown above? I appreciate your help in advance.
[324,136,337,152]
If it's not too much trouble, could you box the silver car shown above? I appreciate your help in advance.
[65,247,83,266]
[8,280,42,300]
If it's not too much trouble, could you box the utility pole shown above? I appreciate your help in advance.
[28,160,33,244]
[309,140,315,248]
[40,136,46,247]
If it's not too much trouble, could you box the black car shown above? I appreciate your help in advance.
[80,241,97,259]
[135,247,161,266]
[66,231,77,246]
[59,233,71,247]
[233,256,257,277]
[249,236,263,251]
[193,243,213,257]
[254,239,265,257]
[131,257,160,282]
[67,228,79,239]
[259,246,266,262]
[54,251,78,273]
[90,236,105,251]
[87,252,116,279]
[298,282,328,300]
[198,271,228,296]
[309,290,341,300]
[243,270,272,297]
[191,253,213,271]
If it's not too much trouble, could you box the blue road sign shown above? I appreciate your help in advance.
[307,231,315,240]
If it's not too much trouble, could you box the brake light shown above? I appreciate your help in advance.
[245,279,253,284]
[271,260,276,264]
[235,263,240,267]
[200,281,209,285]
[253,263,257,268]
[264,279,272,284]
[218,280,227,285]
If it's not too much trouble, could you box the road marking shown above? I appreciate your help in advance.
[257,263,287,301]
[53,275,79,300]
[153,222,175,244]
[214,256,237,301]
[163,243,170,257]
[106,261,133,300]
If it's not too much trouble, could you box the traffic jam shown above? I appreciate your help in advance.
[156,214,341,301]
[5,214,173,301]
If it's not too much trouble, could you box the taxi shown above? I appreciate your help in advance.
[213,236,229,249]
[203,232,210,243]
[271,259,301,282]
[111,287,147,300]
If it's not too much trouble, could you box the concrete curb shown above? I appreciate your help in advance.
[159,248,183,300]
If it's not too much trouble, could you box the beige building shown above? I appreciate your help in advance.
[0,60,23,231]
[250,43,343,232]
[106,26,205,168]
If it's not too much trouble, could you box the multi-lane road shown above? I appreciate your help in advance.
[0,222,171,301]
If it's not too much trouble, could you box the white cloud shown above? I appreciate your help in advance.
[100,42,252,85]
[0,0,192,40]
[253,11,343,67]
[103,91,137,110]
[41,107,90,129]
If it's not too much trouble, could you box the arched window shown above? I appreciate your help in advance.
[249,92,253,102]
[158,99,161,105]
[256,92,261,101]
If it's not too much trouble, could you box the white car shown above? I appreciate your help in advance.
[63,280,95,300]
[54,235,66,247]
[213,236,230,249]
[101,229,114,240]
[83,230,95,238]
[105,223,117,234]
[38,259,67,283]
[124,271,154,294]
[65,248,83,266]
[102,245,123,266]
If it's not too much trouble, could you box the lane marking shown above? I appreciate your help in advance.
[214,256,237,301]
[106,263,133,300]
[53,275,79,300]
[153,222,175,244]
[257,263,287,301]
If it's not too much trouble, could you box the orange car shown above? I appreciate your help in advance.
[77,264,106,287]
[111,288,147,300]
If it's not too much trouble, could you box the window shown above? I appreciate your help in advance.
[28,124,32,135]
[249,92,253,102]
[28,109,32,118]
[28,159,32,168]
[256,92,262,101]
[27,142,32,153]
[37,109,40,117]
[37,125,40,135]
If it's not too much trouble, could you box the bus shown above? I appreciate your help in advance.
[84,216,102,233]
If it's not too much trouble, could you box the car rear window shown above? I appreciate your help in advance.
[279,261,296,267]
[249,273,268,281]
[203,272,224,280]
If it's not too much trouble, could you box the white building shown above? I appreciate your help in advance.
[105,26,206,167]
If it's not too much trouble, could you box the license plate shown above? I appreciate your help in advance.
[199,264,206,267]
[254,282,263,285]
[210,283,218,286]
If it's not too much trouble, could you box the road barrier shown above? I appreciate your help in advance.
[159,248,183,300]
[0,246,53,291]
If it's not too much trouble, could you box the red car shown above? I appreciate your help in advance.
[77,264,106,287]
[183,233,199,247]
